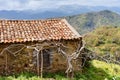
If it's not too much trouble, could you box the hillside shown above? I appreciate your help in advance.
[65,10,120,34]
[84,26,120,55]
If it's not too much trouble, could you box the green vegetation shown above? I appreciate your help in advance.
[76,60,120,80]
[84,26,120,54]
[65,10,120,34]
[0,60,120,80]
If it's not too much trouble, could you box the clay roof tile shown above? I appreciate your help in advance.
[0,19,81,43]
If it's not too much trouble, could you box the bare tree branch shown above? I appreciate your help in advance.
[0,44,26,56]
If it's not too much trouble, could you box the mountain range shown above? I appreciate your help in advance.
[0,6,120,19]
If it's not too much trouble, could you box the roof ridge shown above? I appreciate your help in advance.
[0,18,63,21]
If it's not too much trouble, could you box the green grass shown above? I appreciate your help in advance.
[0,60,120,80]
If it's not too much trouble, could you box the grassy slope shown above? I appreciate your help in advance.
[84,26,120,54]
[81,60,120,80]
[0,60,120,80]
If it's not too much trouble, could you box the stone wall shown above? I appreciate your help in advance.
[0,39,82,75]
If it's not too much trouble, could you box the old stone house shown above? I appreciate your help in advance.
[0,18,83,75]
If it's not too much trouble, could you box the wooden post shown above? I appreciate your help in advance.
[41,50,43,78]
[5,53,8,75]
[36,51,40,76]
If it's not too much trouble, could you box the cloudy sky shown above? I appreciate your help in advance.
[0,0,120,11]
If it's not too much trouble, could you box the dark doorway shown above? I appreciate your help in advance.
[40,49,51,67]
[33,49,52,69]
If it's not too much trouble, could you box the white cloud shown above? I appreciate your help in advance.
[58,0,120,7]
[0,0,120,11]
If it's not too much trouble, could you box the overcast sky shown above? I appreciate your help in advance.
[0,0,120,11]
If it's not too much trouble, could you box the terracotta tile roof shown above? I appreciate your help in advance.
[0,18,81,43]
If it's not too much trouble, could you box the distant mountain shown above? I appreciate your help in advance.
[0,10,68,19]
[65,10,120,34]
[0,6,91,19]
